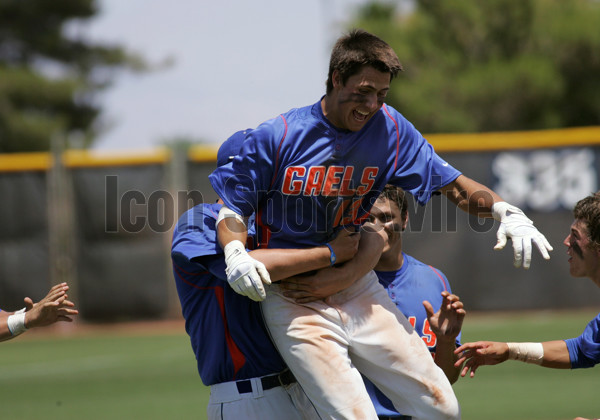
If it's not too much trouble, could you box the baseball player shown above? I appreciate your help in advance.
[0,282,78,342]
[368,185,464,419]
[209,29,551,419]
[280,185,465,420]
[454,191,600,420]
[172,129,374,420]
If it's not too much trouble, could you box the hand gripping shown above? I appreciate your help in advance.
[223,240,272,301]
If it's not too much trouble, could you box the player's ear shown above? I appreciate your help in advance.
[401,213,408,231]
[332,70,342,89]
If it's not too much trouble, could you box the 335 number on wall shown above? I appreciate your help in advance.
[492,148,598,212]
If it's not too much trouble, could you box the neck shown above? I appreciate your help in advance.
[321,95,340,128]
[375,248,404,271]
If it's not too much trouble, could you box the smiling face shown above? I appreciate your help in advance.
[563,218,600,283]
[323,66,390,132]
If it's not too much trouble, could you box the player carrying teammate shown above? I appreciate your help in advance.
[454,191,600,420]
[172,129,385,420]
[209,29,551,419]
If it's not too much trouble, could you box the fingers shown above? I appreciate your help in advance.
[422,300,434,318]
[248,273,267,301]
[533,235,553,259]
[524,236,534,269]
[494,228,507,251]
[46,283,69,301]
[232,275,264,302]
[255,263,272,285]
[513,237,524,268]
[23,297,34,311]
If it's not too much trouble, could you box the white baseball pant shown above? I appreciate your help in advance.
[207,373,319,420]
[261,270,461,420]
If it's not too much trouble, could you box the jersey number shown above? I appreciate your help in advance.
[408,316,436,348]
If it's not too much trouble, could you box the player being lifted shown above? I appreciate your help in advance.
[209,29,552,419]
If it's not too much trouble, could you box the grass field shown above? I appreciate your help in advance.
[0,310,598,420]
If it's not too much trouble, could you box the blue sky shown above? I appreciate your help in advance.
[86,0,372,150]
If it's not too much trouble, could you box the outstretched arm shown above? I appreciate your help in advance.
[0,283,78,342]
[439,174,553,269]
[454,340,570,378]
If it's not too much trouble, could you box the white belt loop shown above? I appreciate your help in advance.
[209,381,242,403]
[250,377,263,398]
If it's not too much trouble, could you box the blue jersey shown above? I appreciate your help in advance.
[565,312,600,369]
[209,99,461,249]
[367,253,461,417]
[171,202,287,385]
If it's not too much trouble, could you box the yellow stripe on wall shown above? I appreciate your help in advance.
[426,126,600,152]
[0,148,171,172]
[188,145,218,163]
[63,148,171,168]
[0,152,52,172]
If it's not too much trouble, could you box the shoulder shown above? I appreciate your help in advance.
[175,203,220,234]
[172,203,221,259]
[404,254,450,288]
[254,104,314,141]
[380,104,415,130]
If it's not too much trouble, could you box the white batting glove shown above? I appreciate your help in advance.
[492,202,553,269]
[223,240,271,301]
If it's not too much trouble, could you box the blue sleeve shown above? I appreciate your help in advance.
[565,313,600,369]
[171,204,222,261]
[208,119,285,217]
[386,108,461,205]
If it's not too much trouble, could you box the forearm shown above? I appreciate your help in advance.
[540,340,572,369]
[0,310,27,342]
[216,206,248,249]
[434,340,461,384]
[439,175,503,217]
[0,312,12,342]
[250,246,331,282]
[334,225,385,283]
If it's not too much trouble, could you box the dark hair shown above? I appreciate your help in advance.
[326,29,403,95]
[378,184,408,222]
[573,192,600,249]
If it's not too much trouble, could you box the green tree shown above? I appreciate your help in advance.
[0,0,147,152]
[353,0,600,133]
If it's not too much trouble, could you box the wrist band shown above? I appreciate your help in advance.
[325,243,336,266]
[217,206,247,228]
[7,309,27,337]
[507,342,544,365]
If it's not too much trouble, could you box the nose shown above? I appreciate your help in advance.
[563,234,570,247]
[365,93,379,111]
